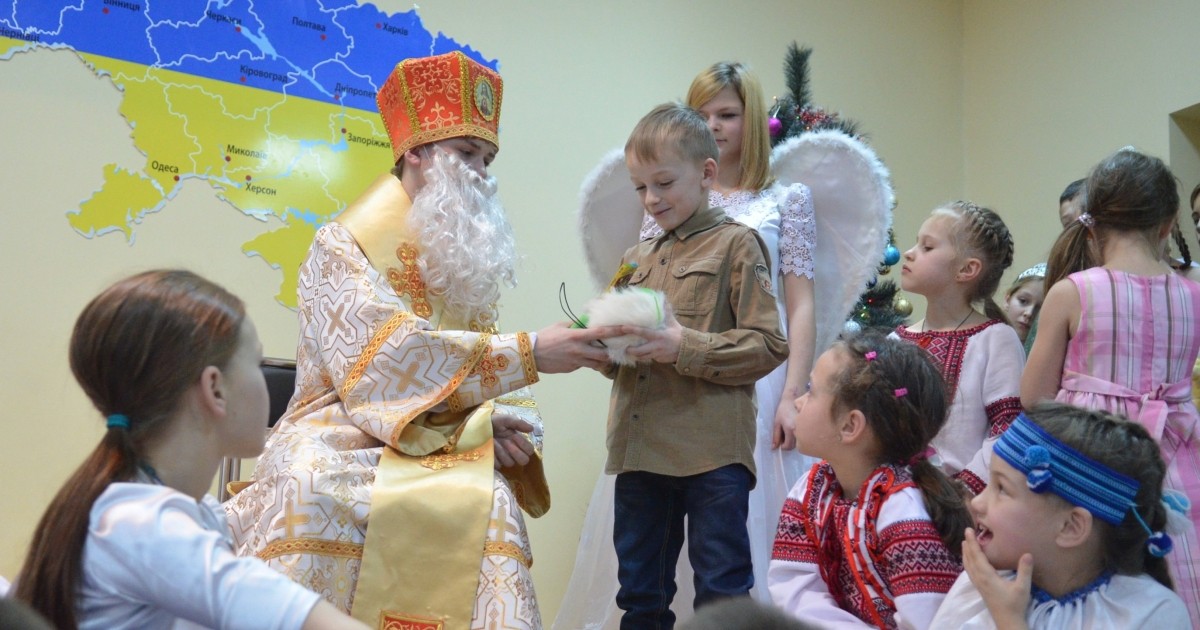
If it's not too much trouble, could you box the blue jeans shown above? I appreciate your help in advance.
[613,465,754,630]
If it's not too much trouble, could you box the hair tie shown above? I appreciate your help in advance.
[864,351,877,362]
[893,387,908,398]
[106,414,131,430]
[1131,506,1174,558]
[1076,213,1095,228]
[905,446,936,467]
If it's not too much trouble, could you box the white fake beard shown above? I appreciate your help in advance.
[408,149,518,327]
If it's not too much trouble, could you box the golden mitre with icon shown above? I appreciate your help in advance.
[375,50,503,163]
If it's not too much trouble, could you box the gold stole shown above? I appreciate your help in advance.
[352,405,496,629]
[341,174,498,629]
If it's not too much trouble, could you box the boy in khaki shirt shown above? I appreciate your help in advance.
[605,102,787,628]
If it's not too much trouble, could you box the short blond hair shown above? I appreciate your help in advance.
[625,102,718,166]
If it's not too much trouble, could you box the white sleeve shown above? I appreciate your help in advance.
[777,183,816,279]
[88,486,320,630]
[959,325,1025,490]
[875,489,962,630]
[767,471,874,629]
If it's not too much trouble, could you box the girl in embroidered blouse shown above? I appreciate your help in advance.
[1021,148,1200,623]
[13,270,366,630]
[895,201,1025,494]
[931,403,1189,628]
[768,331,970,630]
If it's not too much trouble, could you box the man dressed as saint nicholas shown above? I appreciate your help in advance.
[225,51,615,630]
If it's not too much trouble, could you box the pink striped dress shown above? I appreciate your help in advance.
[1055,267,1200,621]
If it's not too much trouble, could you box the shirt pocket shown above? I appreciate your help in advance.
[670,256,724,315]
[626,266,651,288]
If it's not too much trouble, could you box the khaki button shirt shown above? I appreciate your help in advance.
[605,203,788,481]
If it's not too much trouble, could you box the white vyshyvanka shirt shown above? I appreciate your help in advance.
[928,570,1189,629]
[79,482,319,630]
[892,321,1025,493]
[768,463,962,630]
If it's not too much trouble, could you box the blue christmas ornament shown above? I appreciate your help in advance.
[883,244,901,266]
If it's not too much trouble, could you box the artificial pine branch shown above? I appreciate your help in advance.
[852,280,910,332]
[784,43,813,109]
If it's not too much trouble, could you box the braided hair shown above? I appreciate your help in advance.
[830,331,973,554]
[934,201,1015,323]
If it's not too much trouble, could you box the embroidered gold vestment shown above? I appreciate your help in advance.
[226,174,548,629]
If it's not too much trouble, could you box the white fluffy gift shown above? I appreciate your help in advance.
[582,288,668,365]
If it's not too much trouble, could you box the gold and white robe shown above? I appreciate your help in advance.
[226,176,547,629]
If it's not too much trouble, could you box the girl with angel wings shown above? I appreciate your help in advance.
[556,61,894,628]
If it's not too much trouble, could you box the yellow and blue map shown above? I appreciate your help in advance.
[0,1,492,306]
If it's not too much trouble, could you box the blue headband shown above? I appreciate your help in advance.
[995,413,1178,557]
[994,413,1138,525]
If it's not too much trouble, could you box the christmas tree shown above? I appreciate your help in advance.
[769,43,911,332]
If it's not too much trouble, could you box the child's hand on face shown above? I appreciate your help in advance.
[963,527,1033,630]
[621,309,683,364]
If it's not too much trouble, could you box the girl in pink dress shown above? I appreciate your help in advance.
[1023,148,1200,622]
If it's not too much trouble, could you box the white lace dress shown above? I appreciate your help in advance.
[554,183,817,629]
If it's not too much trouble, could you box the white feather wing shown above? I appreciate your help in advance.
[770,130,894,354]
[578,148,642,290]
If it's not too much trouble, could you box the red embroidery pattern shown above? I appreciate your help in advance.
[876,520,961,597]
[468,344,510,389]
[985,397,1022,438]
[381,612,443,630]
[770,463,961,629]
[895,320,1002,400]
[387,243,432,318]
[955,469,987,496]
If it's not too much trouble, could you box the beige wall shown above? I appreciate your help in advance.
[962,1,1200,282]
[3,0,1196,623]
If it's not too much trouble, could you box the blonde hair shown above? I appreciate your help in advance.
[932,201,1015,322]
[625,102,718,166]
[686,62,772,191]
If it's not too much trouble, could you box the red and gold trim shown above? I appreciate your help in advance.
[258,538,364,562]
[517,332,539,386]
[376,51,503,163]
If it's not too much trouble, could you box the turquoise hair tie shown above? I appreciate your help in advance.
[106,414,131,430]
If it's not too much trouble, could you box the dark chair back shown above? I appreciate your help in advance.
[260,358,297,428]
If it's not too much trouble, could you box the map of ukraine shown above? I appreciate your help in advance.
[0,0,493,307]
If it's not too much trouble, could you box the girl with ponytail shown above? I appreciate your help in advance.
[1022,148,1200,622]
[13,270,365,630]
[931,403,1189,628]
[768,331,969,629]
